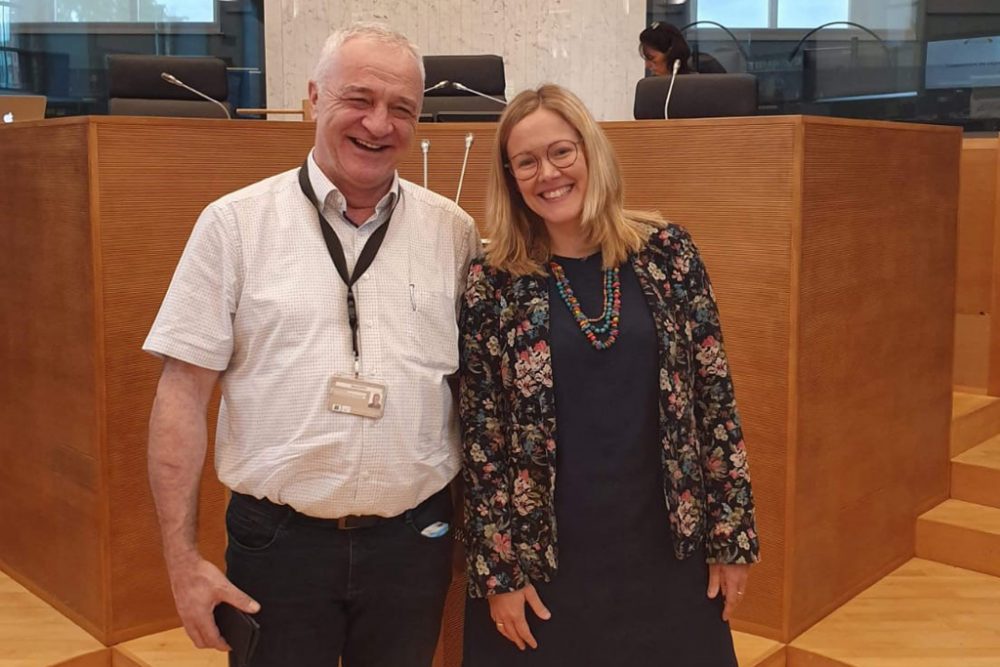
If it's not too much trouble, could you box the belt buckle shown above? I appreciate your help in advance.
[337,516,359,530]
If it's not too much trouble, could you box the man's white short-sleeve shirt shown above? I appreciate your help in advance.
[144,156,480,518]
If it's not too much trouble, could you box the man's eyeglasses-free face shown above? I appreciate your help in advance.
[505,140,582,181]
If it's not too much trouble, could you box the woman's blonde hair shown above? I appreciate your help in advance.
[485,84,664,276]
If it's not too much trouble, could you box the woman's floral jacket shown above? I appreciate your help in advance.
[459,224,760,598]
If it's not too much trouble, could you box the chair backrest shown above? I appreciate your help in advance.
[422,55,506,119]
[0,94,47,122]
[633,73,757,120]
[107,54,230,118]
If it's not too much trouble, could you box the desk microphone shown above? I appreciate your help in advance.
[421,138,431,189]
[451,82,507,106]
[424,80,450,93]
[663,59,681,120]
[456,132,474,205]
[160,72,232,119]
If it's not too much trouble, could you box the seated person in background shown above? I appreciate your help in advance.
[639,21,727,75]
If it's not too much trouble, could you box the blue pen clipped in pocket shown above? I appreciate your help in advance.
[420,521,450,538]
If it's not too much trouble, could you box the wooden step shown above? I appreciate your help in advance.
[952,434,1000,509]
[952,392,1000,456]
[788,558,1000,666]
[113,628,223,667]
[916,499,1000,577]
[0,570,108,667]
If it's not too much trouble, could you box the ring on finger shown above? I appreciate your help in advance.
[496,621,505,629]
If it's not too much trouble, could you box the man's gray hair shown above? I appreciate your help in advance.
[312,22,425,86]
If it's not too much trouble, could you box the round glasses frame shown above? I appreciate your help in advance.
[505,140,582,181]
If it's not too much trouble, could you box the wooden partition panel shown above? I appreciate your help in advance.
[93,119,317,641]
[791,119,957,638]
[0,121,106,637]
[956,138,997,390]
[0,115,959,651]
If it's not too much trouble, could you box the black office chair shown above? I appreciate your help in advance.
[422,55,506,120]
[633,73,757,120]
[107,54,231,118]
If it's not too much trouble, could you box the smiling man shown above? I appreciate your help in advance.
[143,23,480,667]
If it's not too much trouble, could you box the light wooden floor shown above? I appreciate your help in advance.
[788,558,1000,666]
[0,571,106,667]
[112,626,786,667]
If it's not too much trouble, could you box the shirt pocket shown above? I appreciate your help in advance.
[405,280,459,373]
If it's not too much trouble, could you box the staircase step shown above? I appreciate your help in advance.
[952,434,1000,509]
[788,558,1000,666]
[951,392,1000,456]
[916,499,1000,577]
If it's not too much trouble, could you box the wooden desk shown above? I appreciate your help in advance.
[0,115,959,652]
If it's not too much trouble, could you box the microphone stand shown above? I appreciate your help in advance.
[450,82,507,106]
[456,133,474,205]
[664,59,681,120]
[421,139,431,190]
[161,72,232,119]
[423,80,450,94]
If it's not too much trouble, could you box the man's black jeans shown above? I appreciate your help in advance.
[224,488,454,667]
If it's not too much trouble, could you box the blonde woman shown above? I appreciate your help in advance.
[458,84,759,665]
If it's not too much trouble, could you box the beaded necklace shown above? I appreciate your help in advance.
[549,259,622,350]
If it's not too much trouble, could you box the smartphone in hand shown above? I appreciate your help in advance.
[213,602,260,666]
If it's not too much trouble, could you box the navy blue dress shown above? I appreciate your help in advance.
[462,253,738,666]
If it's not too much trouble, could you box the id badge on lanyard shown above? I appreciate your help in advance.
[298,162,398,420]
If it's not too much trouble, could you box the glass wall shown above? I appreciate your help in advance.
[0,0,264,117]
[645,0,1000,132]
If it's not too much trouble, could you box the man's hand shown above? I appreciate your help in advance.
[168,554,260,650]
[487,583,551,650]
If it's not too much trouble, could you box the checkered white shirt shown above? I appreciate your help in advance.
[144,152,480,518]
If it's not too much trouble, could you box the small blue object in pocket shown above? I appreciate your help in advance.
[420,521,450,538]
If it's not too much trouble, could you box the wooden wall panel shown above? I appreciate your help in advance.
[0,121,106,636]
[955,313,990,390]
[957,138,996,316]
[609,118,797,637]
[792,119,958,637]
[93,119,317,642]
[1,115,958,650]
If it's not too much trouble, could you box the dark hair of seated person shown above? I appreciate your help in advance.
[639,21,693,75]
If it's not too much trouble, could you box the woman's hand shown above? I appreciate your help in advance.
[707,563,750,622]
[487,583,552,650]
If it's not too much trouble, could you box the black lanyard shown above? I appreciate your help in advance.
[298,161,401,374]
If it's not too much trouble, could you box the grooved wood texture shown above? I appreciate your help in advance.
[791,118,958,639]
[0,115,960,651]
[0,121,106,637]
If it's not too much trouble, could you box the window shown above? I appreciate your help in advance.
[694,0,850,29]
[11,0,216,24]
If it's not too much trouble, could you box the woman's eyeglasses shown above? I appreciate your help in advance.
[505,140,581,181]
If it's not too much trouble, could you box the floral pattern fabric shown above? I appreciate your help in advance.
[459,224,760,598]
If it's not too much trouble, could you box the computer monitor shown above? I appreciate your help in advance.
[0,95,46,122]
[926,35,1000,90]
